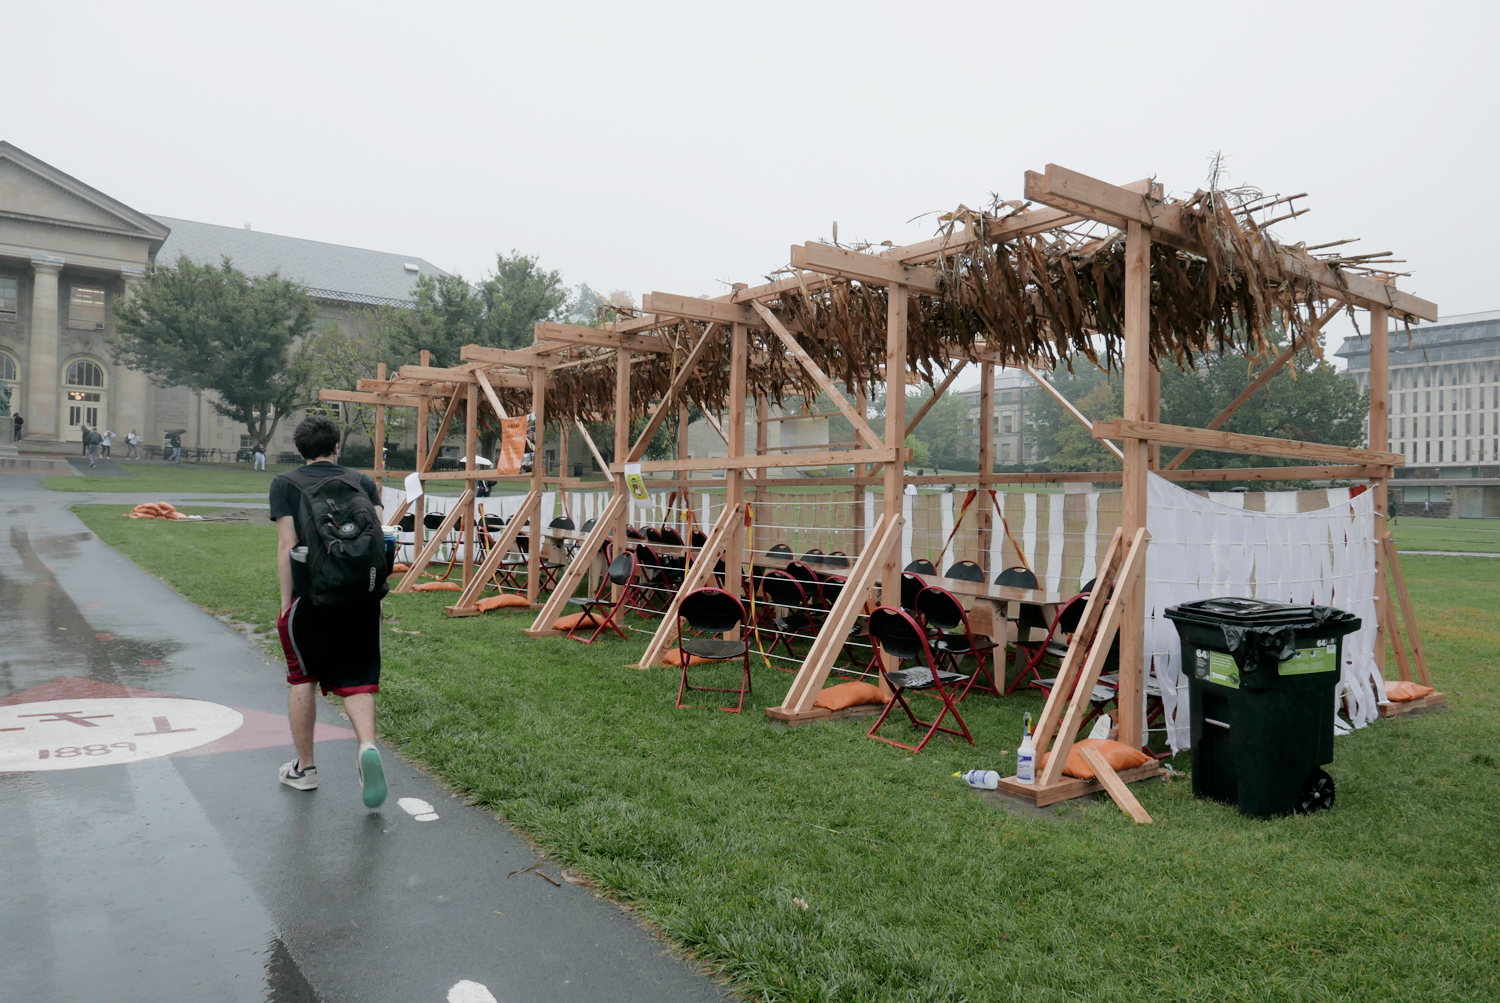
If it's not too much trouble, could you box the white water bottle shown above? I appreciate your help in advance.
[962,770,1000,790]
[1016,712,1036,785]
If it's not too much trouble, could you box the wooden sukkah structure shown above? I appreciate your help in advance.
[323,163,1440,804]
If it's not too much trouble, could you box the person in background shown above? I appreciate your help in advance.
[169,431,183,463]
[253,441,267,471]
[125,429,140,459]
[101,429,114,458]
[11,413,21,441]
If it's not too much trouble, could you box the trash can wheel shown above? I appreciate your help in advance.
[1295,767,1336,814]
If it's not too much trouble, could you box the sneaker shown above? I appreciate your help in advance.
[279,760,318,790]
[356,742,387,808]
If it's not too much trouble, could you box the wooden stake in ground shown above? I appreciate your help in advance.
[1079,747,1153,824]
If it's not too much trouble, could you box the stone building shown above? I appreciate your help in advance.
[0,141,447,455]
[953,367,1038,466]
[1336,309,1500,518]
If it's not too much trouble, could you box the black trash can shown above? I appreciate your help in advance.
[1164,598,1361,818]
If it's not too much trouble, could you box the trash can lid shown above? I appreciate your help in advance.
[1164,597,1360,632]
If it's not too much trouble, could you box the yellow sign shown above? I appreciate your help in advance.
[624,463,649,500]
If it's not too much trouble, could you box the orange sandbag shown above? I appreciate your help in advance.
[813,681,890,711]
[1040,738,1153,781]
[390,563,411,574]
[413,581,462,592]
[476,593,530,612]
[126,502,185,520]
[661,647,711,667]
[552,611,602,631]
[1385,679,1435,702]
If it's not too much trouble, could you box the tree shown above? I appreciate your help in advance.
[300,322,411,452]
[111,256,317,447]
[482,252,570,349]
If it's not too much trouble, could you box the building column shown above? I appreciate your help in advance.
[28,256,64,441]
[115,268,151,442]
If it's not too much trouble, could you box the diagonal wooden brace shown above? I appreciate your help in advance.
[528,493,627,631]
[393,488,474,593]
[446,489,540,612]
[636,502,745,668]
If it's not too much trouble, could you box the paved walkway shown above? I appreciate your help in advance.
[1398,549,1500,558]
[0,474,725,1003]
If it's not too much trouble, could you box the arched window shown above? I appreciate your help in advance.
[0,351,16,383]
[64,359,105,387]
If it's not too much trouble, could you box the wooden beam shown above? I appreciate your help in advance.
[528,363,546,604]
[611,447,900,474]
[789,242,943,296]
[1021,364,1125,462]
[1117,222,1151,751]
[535,321,670,354]
[1382,535,1431,687]
[904,364,965,437]
[460,345,548,367]
[1163,300,1345,470]
[636,502,745,668]
[527,493,628,632]
[392,488,473,592]
[319,389,423,408]
[641,291,759,329]
[447,490,540,612]
[626,323,721,462]
[1079,748,1153,824]
[1159,464,1385,483]
[749,299,884,450]
[473,369,509,420]
[389,368,540,391]
[1024,164,1155,229]
[575,420,610,480]
[1040,527,1149,785]
[462,383,478,589]
[1092,419,1404,467]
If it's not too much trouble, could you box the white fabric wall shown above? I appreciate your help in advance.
[1145,474,1381,752]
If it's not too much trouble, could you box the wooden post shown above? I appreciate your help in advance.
[463,382,477,589]
[558,419,570,516]
[978,360,994,570]
[879,285,909,689]
[1369,304,1389,679]
[755,391,769,491]
[677,402,690,537]
[613,348,632,602]
[527,364,546,604]
[726,324,749,602]
[373,362,386,492]
[853,386,868,558]
[1147,364,1161,470]
[1118,221,1152,750]
[414,377,429,567]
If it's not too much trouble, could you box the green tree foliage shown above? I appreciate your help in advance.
[1027,334,1368,480]
[300,322,411,451]
[387,252,569,366]
[111,256,317,447]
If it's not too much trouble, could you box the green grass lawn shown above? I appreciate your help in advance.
[1391,516,1500,554]
[45,461,300,494]
[72,503,1500,1002]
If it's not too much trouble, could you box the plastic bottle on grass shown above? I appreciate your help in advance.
[1016,712,1036,784]
[960,770,1000,790]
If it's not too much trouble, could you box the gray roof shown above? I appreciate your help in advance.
[150,216,449,307]
[1336,308,1500,369]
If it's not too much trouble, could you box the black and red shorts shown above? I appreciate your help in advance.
[277,597,382,697]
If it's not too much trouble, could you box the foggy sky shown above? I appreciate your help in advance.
[12,1,1495,369]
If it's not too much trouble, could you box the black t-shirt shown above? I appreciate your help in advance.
[269,462,382,545]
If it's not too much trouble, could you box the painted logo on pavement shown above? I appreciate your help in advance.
[0,697,244,771]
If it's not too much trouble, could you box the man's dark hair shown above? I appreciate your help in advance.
[293,415,341,460]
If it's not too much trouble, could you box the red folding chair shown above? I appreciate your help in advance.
[564,552,639,644]
[674,588,753,714]
[866,606,973,754]
[915,585,1000,700]
[758,570,819,666]
[1010,592,1089,695]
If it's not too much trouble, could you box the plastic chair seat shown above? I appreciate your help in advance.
[681,638,750,660]
[884,666,969,691]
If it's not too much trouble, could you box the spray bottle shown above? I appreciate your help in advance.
[1016,711,1036,784]
[958,770,1000,790]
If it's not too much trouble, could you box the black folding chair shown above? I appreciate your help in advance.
[565,553,638,644]
[916,585,999,699]
[943,560,985,583]
[865,606,972,754]
[759,570,817,665]
[674,588,753,714]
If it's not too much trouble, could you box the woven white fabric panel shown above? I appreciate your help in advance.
[1045,494,1066,593]
[1145,474,1379,752]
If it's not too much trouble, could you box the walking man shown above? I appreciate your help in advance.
[12,412,21,441]
[253,441,266,471]
[84,426,103,467]
[270,415,389,808]
[169,430,182,463]
[125,429,139,459]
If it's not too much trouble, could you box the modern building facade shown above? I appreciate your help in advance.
[0,142,447,456]
[1336,309,1500,518]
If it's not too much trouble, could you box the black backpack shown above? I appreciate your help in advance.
[288,467,388,608]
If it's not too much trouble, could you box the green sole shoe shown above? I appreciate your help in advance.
[358,745,387,808]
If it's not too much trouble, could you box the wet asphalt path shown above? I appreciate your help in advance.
[0,475,726,1003]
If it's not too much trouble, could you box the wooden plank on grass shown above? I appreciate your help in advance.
[1079,748,1153,824]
